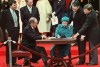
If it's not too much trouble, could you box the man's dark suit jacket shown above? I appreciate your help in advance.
[68,7,86,34]
[1,8,19,64]
[78,10,100,45]
[20,6,40,29]
[52,0,67,24]
[1,9,19,34]
[22,24,42,48]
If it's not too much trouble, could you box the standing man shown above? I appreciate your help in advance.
[68,1,86,65]
[52,0,67,24]
[51,0,67,36]
[73,4,100,66]
[20,0,40,30]
[1,0,20,66]
[0,0,10,44]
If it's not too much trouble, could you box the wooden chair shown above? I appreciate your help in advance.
[12,50,31,67]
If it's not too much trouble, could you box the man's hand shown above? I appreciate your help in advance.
[41,35,47,39]
[80,35,86,41]
[72,33,80,40]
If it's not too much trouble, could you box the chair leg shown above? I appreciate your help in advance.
[28,57,30,67]
[62,60,68,67]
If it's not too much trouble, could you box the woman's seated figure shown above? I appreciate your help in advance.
[50,16,73,58]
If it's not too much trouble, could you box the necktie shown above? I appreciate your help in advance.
[29,7,32,14]
[12,10,18,27]
[73,12,76,18]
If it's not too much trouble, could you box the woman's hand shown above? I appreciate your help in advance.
[57,35,61,38]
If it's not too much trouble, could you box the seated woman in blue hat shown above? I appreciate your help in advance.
[50,16,73,58]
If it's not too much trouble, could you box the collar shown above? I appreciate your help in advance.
[61,24,69,28]
[87,10,92,16]
[27,5,32,9]
[10,8,14,13]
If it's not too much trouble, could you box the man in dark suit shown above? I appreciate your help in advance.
[68,1,86,65]
[50,0,67,36]
[0,10,3,41]
[20,0,40,30]
[73,4,100,66]
[1,0,20,66]
[52,0,67,24]
[22,17,48,67]
[0,0,10,45]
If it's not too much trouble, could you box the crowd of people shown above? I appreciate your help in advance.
[0,0,100,67]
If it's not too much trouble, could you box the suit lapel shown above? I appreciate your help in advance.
[28,25,34,33]
[25,6,31,15]
[8,9,14,22]
[8,9,19,27]
[15,10,19,27]
[32,7,36,16]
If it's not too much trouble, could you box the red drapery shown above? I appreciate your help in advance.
[66,0,71,10]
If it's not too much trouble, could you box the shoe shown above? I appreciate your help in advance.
[30,59,38,63]
[67,64,74,67]
[86,63,98,66]
[30,65,34,67]
[67,61,72,65]
[53,62,62,66]
[13,63,21,66]
[23,61,29,66]
[23,63,34,67]
[76,61,84,65]
[43,65,49,67]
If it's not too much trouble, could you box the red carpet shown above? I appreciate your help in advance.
[0,43,100,67]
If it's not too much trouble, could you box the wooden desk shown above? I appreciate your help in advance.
[36,38,75,44]
[36,38,75,67]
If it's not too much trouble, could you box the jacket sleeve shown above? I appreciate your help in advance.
[0,10,7,29]
[78,15,93,34]
[20,7,29,25]
[36,7,40,23]
[55,24,60,37]
[23,28,42,41]
[66,25,73,37]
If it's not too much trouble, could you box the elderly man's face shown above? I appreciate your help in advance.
[26,0,33,7]
[31,22,38,28]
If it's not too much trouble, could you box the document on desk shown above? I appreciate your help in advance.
[48,37,73,40]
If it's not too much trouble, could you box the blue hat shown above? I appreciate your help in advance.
[61,16,69,22]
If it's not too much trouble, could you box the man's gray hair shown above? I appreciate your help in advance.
[29,17,38,24]
[84,4,93,10]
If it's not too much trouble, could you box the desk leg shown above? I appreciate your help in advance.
[48,45,74,67]
[68,48,72,64]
